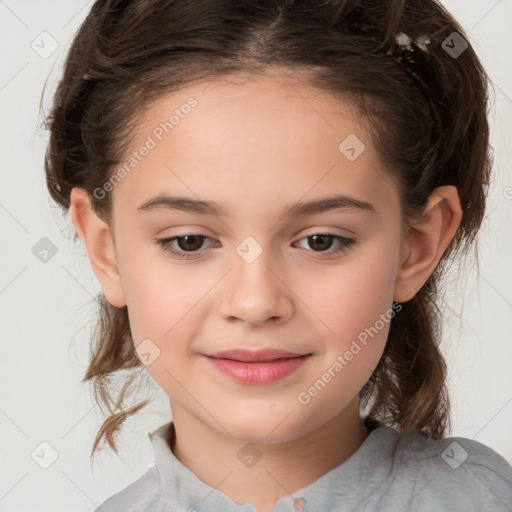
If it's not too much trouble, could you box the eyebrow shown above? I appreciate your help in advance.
[137,193,378,218]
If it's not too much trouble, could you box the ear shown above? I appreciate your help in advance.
[69,187,127,308]
[393,185,463,303]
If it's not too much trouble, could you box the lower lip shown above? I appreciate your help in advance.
[203,355,311,384]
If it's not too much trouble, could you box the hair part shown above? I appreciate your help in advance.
[40,0,493,462]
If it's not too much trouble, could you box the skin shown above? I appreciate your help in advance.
[70,69,462,512]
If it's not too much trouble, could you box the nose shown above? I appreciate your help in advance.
[217,246,294,326]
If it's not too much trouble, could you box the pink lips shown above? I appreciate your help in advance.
[203,348,311,384]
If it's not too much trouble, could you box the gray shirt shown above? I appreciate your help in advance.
[94,421,512,511]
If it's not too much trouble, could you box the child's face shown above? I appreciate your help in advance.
[105,71,407,441]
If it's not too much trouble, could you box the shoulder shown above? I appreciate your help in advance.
[93,465,170,512]
[387,428,512,510]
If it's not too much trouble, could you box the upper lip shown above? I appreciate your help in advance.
[203,348,309,362]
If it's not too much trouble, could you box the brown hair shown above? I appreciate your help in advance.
[40,0,493,462]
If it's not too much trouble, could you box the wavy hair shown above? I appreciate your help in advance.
[40,0,493,461]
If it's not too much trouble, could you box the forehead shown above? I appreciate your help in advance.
[112,70,399,217]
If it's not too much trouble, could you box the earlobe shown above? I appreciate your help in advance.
[69,188,127,308]
[393,186,462,303]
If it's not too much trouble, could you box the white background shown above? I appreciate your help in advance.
[0,1,511,510]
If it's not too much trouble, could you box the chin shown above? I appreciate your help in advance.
[220,412,314,446]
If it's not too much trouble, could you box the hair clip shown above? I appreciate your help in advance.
[394,32,431,53]
[387,32,431,63]
[386,31,432,86]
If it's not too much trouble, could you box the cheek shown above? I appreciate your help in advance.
[299,243,398,394]
[115,238,194,344]
[295,252,398,420]
[121,261,205,389]
[303,245,398,334]
[124,267,198,342]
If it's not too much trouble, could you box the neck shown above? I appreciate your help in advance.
[170,397,370,512]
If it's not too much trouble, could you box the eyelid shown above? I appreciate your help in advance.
[298,226,355,239]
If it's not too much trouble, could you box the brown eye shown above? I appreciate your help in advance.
[294,233,355,256]
[156,234,214,259]
[306,234,334,251]
[173,235,205,252]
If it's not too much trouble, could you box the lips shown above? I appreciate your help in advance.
[203,350,312,385]
[203,348,308,362]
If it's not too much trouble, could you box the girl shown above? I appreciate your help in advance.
[42,0,512,510]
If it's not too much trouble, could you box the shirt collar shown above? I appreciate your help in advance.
[148,420,402,512]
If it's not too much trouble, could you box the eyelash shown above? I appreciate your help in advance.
[155,233,355,260]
